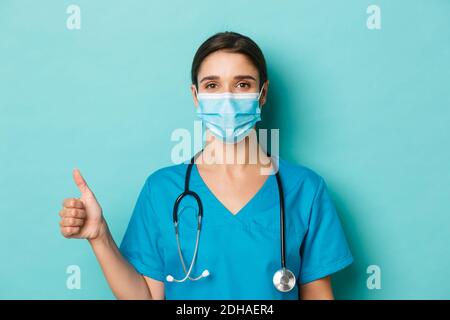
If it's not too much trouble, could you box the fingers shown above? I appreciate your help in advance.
[59,207,86,218]
[59,216,85,227]
[60,226,81,238]
[62,198,84,209]
[59,207,86,237]
[72,168,92,195]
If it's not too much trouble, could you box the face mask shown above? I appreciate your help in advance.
[195,86,264,144]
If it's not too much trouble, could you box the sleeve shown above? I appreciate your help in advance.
[299,177,354,284]
[119,177,165,281]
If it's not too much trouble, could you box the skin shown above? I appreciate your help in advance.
[59,49,334,300]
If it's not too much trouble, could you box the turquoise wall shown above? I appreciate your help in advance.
[1,0,449,299]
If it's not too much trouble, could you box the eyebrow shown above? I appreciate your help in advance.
[234,75,257,81]
[199,75,220,83]
[199,74,257,83]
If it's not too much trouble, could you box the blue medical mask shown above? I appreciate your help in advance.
[195,86,264,144]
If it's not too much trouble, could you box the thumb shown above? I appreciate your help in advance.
[72,168,93,196]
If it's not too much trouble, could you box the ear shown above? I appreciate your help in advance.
[259,80,269,108]
[191,84,199,107]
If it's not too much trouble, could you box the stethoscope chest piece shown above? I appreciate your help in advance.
[170,151,296,293]
[273,268,296,292]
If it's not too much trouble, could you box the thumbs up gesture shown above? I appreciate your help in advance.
[59,169,107,240]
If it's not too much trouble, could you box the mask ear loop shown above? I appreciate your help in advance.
[193,85,208,144]
[257,83,265,105]
[194,85,199,100]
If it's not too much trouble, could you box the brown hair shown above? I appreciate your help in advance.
[191,31,268,90]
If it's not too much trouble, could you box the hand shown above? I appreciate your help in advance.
[59,169,107,241]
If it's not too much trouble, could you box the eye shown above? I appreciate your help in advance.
[237,82,251,89]
[205,82,218,89]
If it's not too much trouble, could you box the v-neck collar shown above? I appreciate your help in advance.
[190,163,276,221]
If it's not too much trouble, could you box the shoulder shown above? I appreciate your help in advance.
[134,163,188,216]
[144,162,187,189]
[277,157,325,195]
[277,158,332,226]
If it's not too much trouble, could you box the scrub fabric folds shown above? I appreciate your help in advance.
[119,157,354,300]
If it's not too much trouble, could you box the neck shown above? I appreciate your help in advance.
[196,130,271,171]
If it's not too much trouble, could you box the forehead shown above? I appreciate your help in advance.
[197,50,259,79]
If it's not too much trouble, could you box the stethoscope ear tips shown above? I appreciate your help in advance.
[202,269,210,278]
[165,270,209,282]
[166,275,174,282]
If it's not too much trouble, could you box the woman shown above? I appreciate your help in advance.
[59,31,353,300]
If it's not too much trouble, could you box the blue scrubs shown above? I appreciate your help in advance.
[119,157,353,299]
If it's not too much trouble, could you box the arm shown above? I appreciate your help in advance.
[299,276,334,300]
[88,221,164,300]
[298,177,354,300]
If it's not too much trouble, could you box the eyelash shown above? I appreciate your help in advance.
[205,82,251,89]
[237,82,250,88]
[205,83,218,89]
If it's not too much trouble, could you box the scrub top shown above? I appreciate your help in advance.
[119,157,353,300]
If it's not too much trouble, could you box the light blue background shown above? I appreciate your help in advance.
[1,0,449,299]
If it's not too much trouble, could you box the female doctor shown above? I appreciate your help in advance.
[58,31,353,300]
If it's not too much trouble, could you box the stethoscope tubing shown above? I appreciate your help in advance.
[169,150,295,292]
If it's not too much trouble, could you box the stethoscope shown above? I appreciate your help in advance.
[165,151,296,293]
